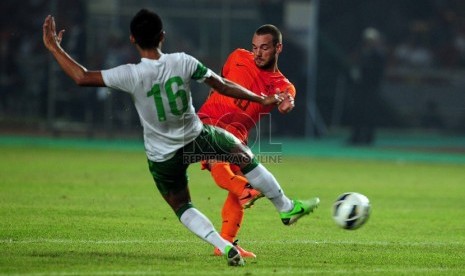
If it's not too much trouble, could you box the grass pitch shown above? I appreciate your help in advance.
[1,137,465,275]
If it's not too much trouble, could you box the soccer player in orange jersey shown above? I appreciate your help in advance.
[198,24,296,258]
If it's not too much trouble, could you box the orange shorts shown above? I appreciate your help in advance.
[200,160,241,173]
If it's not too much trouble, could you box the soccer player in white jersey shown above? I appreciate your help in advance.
[42,8,319,266]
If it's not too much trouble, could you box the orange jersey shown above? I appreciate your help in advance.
[198,49,296,142]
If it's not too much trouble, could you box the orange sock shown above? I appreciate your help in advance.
[210,162,248,197]
[209,162,249,242]
[221,192,244,242]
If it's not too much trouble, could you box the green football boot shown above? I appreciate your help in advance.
[280,197,320,225]
[225,245,245,266]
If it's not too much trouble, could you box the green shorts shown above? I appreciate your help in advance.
[147,124,259,196]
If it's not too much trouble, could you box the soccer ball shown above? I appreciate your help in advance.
[332,192,371,230]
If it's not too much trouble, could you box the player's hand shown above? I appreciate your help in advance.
[261,93,284,106]
[277,91,295,114]
[43,15,65,52]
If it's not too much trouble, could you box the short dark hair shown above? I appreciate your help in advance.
[255,24,282,46]
[130,9,163,49]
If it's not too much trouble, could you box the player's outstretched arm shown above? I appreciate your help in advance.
[42,15,104,87]
[204,73,283,106]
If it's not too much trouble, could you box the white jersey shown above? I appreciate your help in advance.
[101,53,213,162]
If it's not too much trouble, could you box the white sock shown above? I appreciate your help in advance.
[179,207,232,253]
[244,164,293,212]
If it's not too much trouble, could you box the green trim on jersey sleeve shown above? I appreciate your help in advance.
[191,63,208,80]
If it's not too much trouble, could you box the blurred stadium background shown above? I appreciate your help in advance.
[1,0,465,145]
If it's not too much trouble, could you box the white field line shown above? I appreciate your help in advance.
[1,238,464,247]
